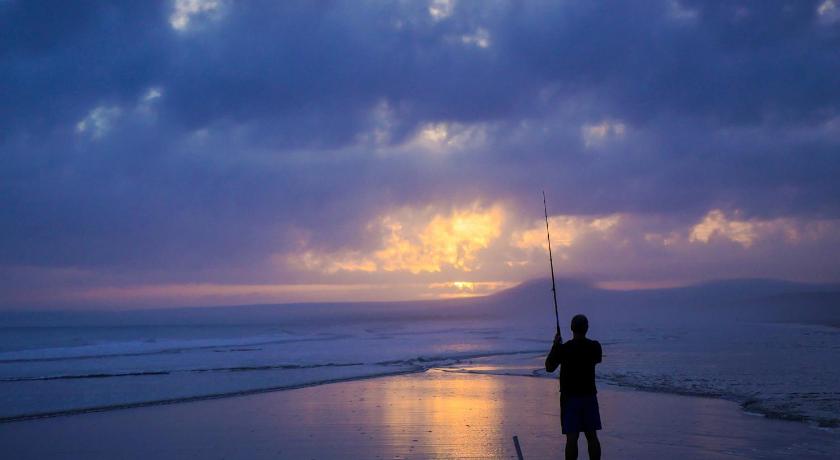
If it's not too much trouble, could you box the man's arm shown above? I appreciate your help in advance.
[545,332,563,372]
[593,340,603,364]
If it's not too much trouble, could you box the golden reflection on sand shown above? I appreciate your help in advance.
[377,370,505,458]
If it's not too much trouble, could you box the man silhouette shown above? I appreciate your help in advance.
[545,314,603,460]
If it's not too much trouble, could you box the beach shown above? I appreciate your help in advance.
[2,369,837,459]
[4,1,840,458]
[2,283,839,459]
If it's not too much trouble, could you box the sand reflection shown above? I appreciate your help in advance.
[377,370,506,458]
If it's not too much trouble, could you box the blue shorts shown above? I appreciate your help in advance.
[560,394,602,434]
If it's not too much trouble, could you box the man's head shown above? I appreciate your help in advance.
[571,314,589,336]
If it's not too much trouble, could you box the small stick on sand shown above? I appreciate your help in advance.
[513,435,524,460]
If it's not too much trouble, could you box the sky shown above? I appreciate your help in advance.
[2,0,840,309]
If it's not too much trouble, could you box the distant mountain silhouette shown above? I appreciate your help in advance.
[2,278,838,328]
[480,277,840,327]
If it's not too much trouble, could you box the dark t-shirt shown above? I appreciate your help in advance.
[545,337,602,395]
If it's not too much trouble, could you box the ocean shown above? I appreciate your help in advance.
[1,280,838,430]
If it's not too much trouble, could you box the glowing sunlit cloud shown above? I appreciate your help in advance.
[686,209,827,248]
[644,231,681,247]
[135,87,164,119]
[582,120,626,147]
[504,260,529,268]
[292,203,505,274]
[818,1,837,16]
[376,205,504,273]
[404,122,487,154]
[142,87,162,102]
[367,100,396,146]
[364,103,490,153]
[461,28,491,48]
[284,209,840,304]
[512,214,621,251]
[76,87,164,138]
[76,106,121,139]
[818,1,840,24]
[689,210,762,247]
[420,123,449,143]
[668,1,699,21]
[170,0,221,30]
[428,0,454,21]
[289,250,377,274]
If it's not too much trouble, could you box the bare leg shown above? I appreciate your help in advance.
[584,431,601,460]
[565,432,579,460]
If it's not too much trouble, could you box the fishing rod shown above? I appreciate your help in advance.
[543,191,561,338]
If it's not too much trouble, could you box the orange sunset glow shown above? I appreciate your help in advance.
[3,3,840,459]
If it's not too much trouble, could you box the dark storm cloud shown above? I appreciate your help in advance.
[4,1,838,134]
[0,1,171,137]
[1,0,839,292]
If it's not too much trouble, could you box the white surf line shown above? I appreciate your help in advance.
[0,366,425,424]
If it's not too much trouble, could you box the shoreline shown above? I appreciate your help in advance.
[3,358,837,430]
[0,366,426,423]
[443,367,840,431]
[2,369,838,459]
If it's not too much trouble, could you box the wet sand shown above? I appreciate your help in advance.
[1,370,837,459]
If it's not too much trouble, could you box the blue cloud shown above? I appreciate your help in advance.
[1,0,839,302]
